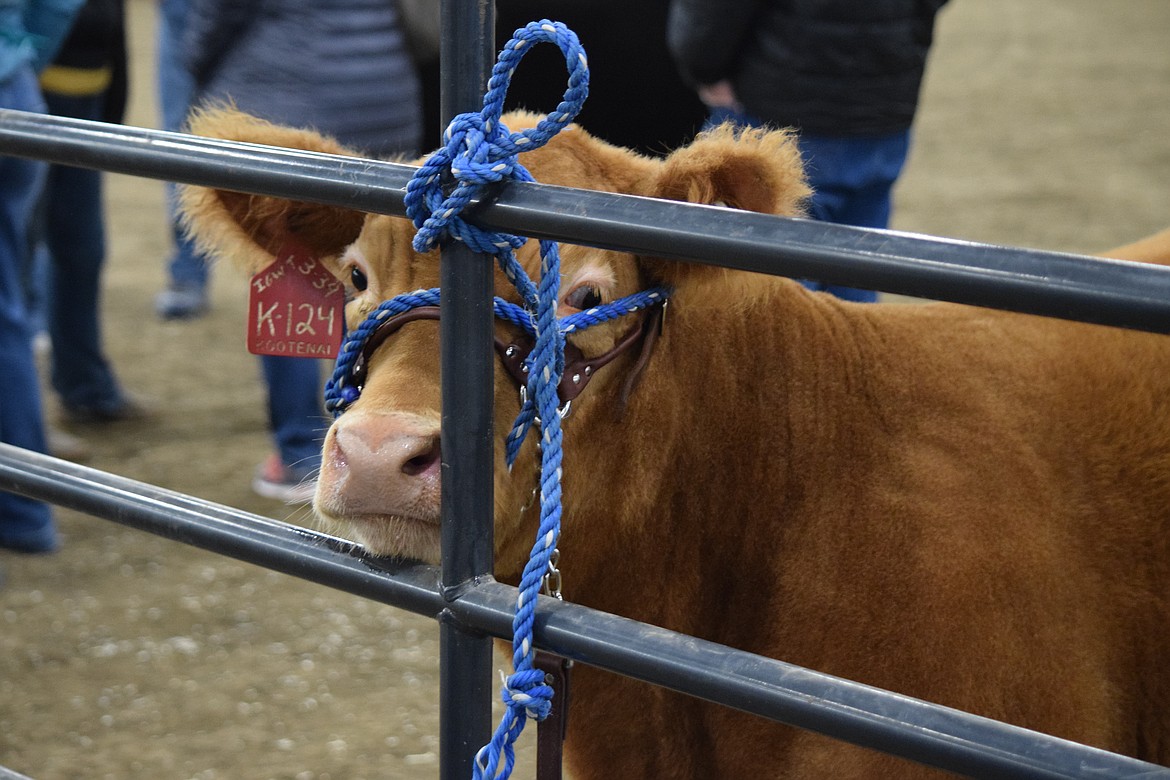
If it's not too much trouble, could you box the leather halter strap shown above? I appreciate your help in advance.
[534,650,572,780]
[347,302,665,404]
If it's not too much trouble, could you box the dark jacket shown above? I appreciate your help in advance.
[668,0,949,136]
[495,0,707,156]
[44,0,126,122]
[184,0,421,157]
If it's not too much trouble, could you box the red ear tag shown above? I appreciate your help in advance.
[247,241,345,359]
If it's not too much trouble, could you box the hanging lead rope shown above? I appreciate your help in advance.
[413,20,582,780]
[407,21,584,780]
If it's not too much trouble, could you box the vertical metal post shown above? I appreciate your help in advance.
[437,1,496,780]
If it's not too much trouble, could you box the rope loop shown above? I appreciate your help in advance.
[405,19,589,259]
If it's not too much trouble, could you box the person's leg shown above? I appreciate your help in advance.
[157,0,194,134]
[159,230,210,306]
[797,131,912,302]
[0,69,56,552]
[41,92,130,415]
[22,195,49,340]
[156,0,211,317]
[254,355,327,502]
[801,131,911,230]
[701,108,880,301]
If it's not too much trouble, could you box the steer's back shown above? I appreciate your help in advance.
[824,298,1170,762]
[563,284,1170,777]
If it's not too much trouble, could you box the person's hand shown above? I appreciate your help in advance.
[697,80,741,111]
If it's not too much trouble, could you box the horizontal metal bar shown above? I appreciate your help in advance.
[0,110,413,214]
[3,109,1170,334]
[0,444,445,615]
[1,444,1165,779]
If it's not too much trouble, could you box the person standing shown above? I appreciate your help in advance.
[32,0,146,424]
[182,0,422,502]
[667,0,950,301]
[154,0,209,319]
[0,0,84,553]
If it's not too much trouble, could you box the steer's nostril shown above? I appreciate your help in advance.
[401,436,441,477]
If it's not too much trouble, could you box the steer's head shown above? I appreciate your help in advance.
[181,108,808,577]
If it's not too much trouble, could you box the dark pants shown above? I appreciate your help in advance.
[708,107,913,303]
[0,68,55,549]
[32,90,127,412]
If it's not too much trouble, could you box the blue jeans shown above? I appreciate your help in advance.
[0,67,55,547]
[158,0,208,289]
[708,107,912,303]
[798,132,911,230]
[261,354,327,471]
[34,91,127,412]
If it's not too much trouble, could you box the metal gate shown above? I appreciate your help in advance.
[2,2,1170,778]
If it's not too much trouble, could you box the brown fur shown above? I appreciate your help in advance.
[180,107,1170,778]
[1104,226,1170,264]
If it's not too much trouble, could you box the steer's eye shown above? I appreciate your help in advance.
[350,266,368,292]
[564,284,602,311]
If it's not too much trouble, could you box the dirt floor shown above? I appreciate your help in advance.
[1,1,1168,778]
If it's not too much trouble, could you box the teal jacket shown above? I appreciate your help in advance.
[0,0,85,83]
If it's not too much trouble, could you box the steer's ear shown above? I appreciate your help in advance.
[179,106,368,272]
[638,123,811,289]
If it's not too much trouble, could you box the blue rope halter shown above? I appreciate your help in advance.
[320,20,670,780]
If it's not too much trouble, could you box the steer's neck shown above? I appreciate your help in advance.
[558,280,879,631]
[547,282,888,780]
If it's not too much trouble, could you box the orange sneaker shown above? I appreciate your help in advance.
[251,453,318,504]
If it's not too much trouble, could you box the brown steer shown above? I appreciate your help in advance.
[181,107,1170,778]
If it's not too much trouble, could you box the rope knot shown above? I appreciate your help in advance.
[404,19,589,260]
[502,668,554,721]
[446,113,518,185]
